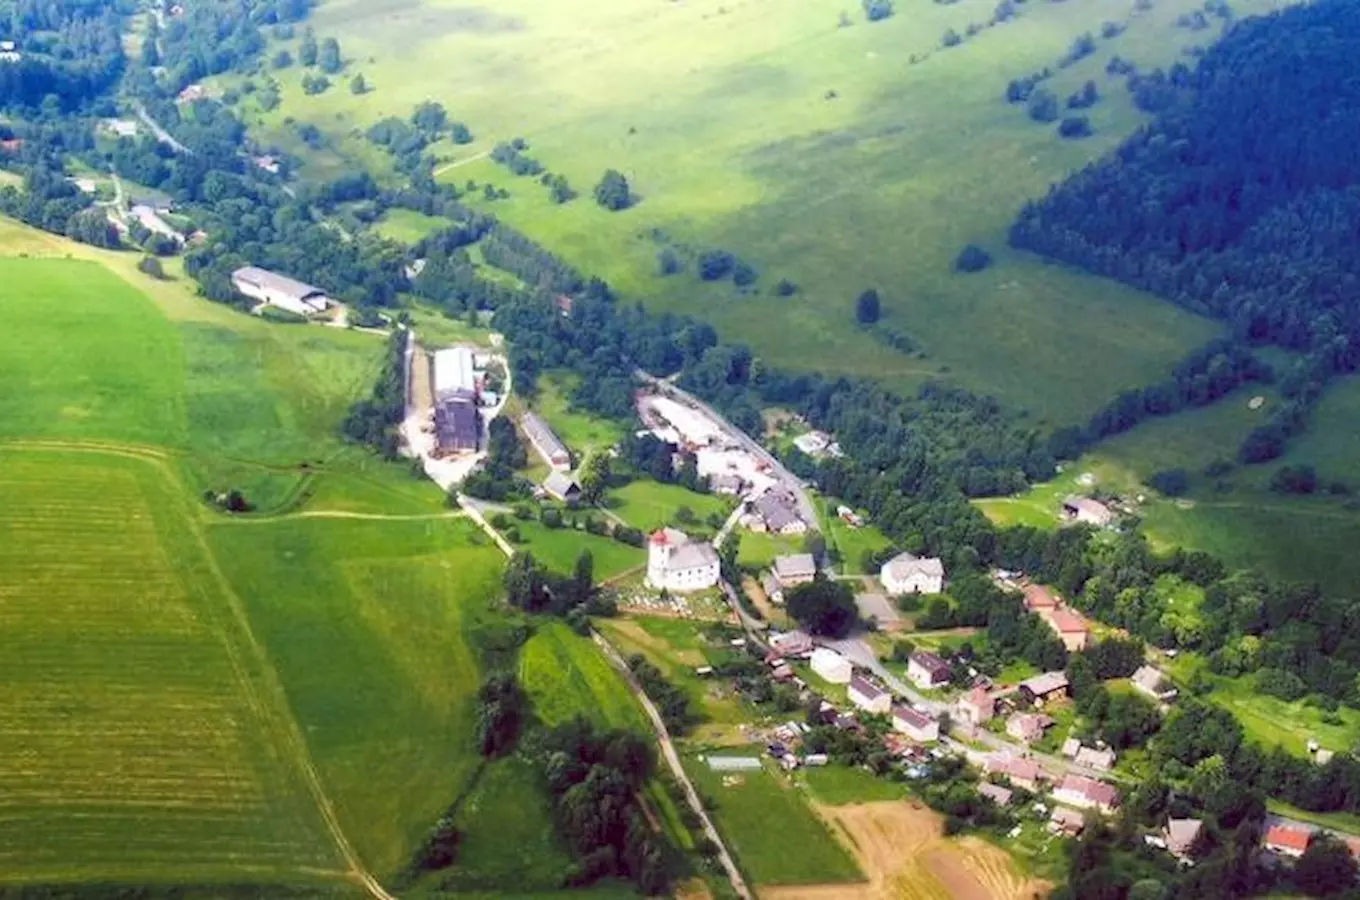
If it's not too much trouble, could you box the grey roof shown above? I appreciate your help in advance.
[849,675,887,701]
[910,650,951,678]
[1166,818,1203,853]
[884,552,944,581]
[231,265,327,301]
[521,412,568,461]
[543,471,580,499]
[669,540,719,571]
[707,756,762,772]
[434,390,479,452]
[978,783,1014,806]
[754,489,802,530]
[1021,671,1071,696]
[773,553,817,581]
[892,705,935,730]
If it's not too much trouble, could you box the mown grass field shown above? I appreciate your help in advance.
[207,515,506,877]
[520,621,648,731]
[606,478,733,532]
[241,0,1301,427]
[799,765,910,806]
[509,519,645,579]
[0,447,343,885]
[688,759,862,886]
[373,207,447,243]
[527,371,627,458]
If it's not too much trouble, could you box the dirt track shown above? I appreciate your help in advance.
[760,802,1049,900]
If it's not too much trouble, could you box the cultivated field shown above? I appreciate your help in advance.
[762,801,1048,900]
[244,0,1305,426]
[0,447,343,885]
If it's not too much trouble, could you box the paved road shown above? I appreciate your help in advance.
[592,633,753,900]
[634,370,819,533]
[134,101,191,155]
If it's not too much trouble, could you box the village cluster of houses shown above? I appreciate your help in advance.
[637,393,815,534]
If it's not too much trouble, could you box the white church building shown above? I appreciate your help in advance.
[646,528,720,593]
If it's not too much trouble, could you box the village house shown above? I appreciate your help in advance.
[431,390,479,456]
[761,572,785,605]
[1074,746,1116,772]
[231,266,331,316]
[978,783,1014,807]
[1263,824,1312,859]
[1019,671,1071,706]
[810,647,853,684]
[1045,607,1092,652]
[1063,495,1114,527]
[907,650,952,690]
[891,705,940,742]
[837,505,864,527]
[1006,712,1054,744]
[847,675,892,714]
[769,630,814,658]
[880,551,945,595]
[542,471,581,503]
[1053,774,1120,815]
[1050,807,1086,837]
[708,473,744,495]
[520,412,571,470]
[646,528,720,592]
[956,685,995,726]
[1131,665,1178,702]
[986,755,1044,792]
[1164,818,1204,859]
[772,553,817,589]
[746,488,807,535]
[1023,582,1061,613]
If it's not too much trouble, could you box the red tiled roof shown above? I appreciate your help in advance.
[1024,583,1059,609]
[1265,824,1312,853]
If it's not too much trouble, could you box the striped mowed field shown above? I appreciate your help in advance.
[0,445,347,884]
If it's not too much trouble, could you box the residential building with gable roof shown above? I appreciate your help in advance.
[880,551,945,595]
[646,528,719,592]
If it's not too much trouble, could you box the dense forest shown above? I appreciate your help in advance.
[1011,0,1360,462]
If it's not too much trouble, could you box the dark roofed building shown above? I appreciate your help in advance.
[521,412,571,470]
[749,488,807,535]
[433,390,479,456]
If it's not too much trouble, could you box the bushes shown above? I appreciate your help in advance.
[1148,468,1190,496]
[954,244,993,273]
[1058,116,1093,139]
[593,169,633,211]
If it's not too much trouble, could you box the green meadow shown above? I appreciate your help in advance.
[606,478,733,532]
[239,0,1301,427]
[519,622,648,732]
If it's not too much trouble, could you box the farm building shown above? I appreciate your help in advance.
[231,266,331,316]
[646,528,720,593]
[769,630,814,658]
[772,553,817,587]
[521,412,571,470]
[1131,665,1178,702]
[906,650,952,690]
[542,471,581,503]
[709,473,744,495]
[1053,774,1120,815]
[432,390,479,456]
[761,572,784,604]
[706,756,762,772]
[1022,583,1061,612]
[847,675,891,714]
[433,347,478,400]
[891,705,940,742]
[1019,671,1070,706]
[1264,824,1312,858]
[1050,807,1086,837]
[810,647,853,684]
[1063,495,1114,527]
[880,552,944,595]
[1075,746,1116,772]
[956,686,995,726]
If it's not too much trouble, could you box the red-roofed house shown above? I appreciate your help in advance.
[985,755,1044,792]
[1053,774,1120,815]
[1264,824,1312,859]
[1023,583,1060,612]
[956,686,995,726]
[1045,607,1091,652]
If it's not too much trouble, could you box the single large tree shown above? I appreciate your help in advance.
[594,169,633,211]
[786,576,859,637]
[319,37,343,74]
[855,288,881,325]
[298,28,318,66]
[1294,834,1359,897]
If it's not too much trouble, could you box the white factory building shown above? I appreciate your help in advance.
[433,347,479,400]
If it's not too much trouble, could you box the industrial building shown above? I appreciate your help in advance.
[433,347,479,400]
[231,266,331,316]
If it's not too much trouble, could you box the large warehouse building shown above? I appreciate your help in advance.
[231,266,331,316]
[433,347,478,399]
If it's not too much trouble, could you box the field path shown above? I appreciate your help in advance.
[0,439,399,900]
[432,150,489,176]
[210,509,468,524]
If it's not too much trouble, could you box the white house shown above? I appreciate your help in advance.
[810,647,852,684]
[847,675,891,714]
[231,266,330,316]
[646,528,720,593]
[880,552,944,595]
[906,650,952,690]
[891,705,940,742]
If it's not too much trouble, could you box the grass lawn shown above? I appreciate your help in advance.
[688,759,862,886]
[373,207,446,243]
[407,304,496,348]
[736,530,807,569]
[520,621,648,732]
[824,514,894,575]
[800,765,910,805]
[606,478,733,532]
[1199,674,1360,758]
[0,447,342,885]
[508,519,645,580]
[207,515,507,878]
